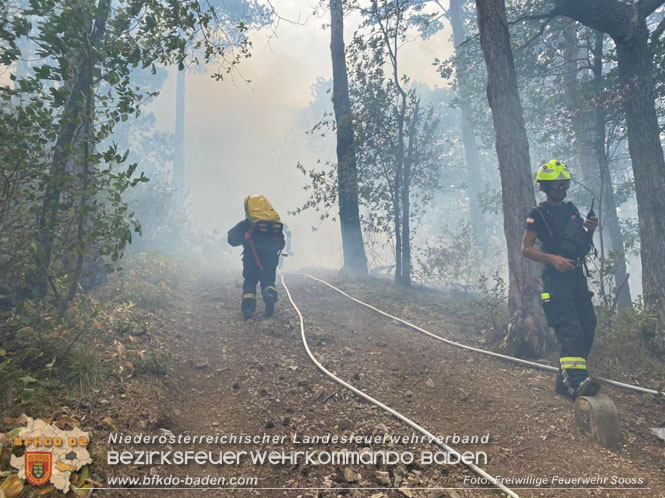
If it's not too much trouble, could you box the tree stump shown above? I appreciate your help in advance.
[575,394,620,449]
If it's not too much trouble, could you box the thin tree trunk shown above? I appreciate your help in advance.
[373,0,409,285]
[393,167,402,283]
[174,68,185,193]
[329,0,369,276]
[394,94,406,285]
[449,0,487,247]
[475,0,549,358]
[401,100,419,288]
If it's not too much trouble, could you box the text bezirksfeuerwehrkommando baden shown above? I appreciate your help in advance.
[107,448,487,466]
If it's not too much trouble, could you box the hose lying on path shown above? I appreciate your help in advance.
[294,272,664,398]
[280,273,521,498]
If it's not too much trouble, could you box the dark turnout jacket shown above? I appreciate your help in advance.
[227,219,285,280]
[227,219,251,248]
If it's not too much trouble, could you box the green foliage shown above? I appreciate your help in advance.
[0,359,25,409]
[127,349,172,377]
[110,252,184,311]
[414,222,488,293]
[586,246,634,309]
[61,348,105,395]
[477,270,509,332]
[0,0,252,313]
[0,290,106,416]
[350,52,444,237]
[591,299,664,384]
[0,251,181,416]
[104,301,142,335]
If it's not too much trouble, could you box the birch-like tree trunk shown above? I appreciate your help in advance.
[449,0,487,247]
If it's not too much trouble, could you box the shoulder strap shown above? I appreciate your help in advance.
[566,202,580,217]
[244,231,264,272]
[534,206,555,239]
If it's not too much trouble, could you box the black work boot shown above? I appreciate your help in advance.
[241,295,256,320]
[263,286,278,317]
[573,376,601,399]
[557,369,600,400]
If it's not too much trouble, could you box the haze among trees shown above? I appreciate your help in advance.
[298,0,665,358]
[2,0,665,363]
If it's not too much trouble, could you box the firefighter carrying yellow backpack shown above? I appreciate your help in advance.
[242,195,285,273]
[244,195,283,236]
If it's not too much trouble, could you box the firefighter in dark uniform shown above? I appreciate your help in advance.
[227,196,285,319]
[522,160,601,400]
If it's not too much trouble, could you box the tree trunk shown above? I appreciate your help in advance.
[401,166,411,286]
[556,0,665,354]
[401,100,419,288]
[329,0,369,276]
[562,25,631,308]
[475,0,549,358]
[393,168,402,283]
[449,0,487,247]
[63,75,94,311]
[394,91,407,286]
[614,17,665,347]
[174,68,185,193]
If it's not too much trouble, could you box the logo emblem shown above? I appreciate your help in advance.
[25,452,52,486]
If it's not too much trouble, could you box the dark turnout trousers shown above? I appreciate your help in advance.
[242,253,279,302]
[228,218,284,318]
[541,266,597,387]
[239,233,282,317]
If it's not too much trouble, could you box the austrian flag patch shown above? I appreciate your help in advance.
[526,217,535,224]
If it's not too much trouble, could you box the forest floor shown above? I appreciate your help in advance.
[96,267,664,498]
[3,260,665,498]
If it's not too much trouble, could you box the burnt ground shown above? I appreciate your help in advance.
[101,269,665,498]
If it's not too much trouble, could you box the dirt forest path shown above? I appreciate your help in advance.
[108,269,664,498]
